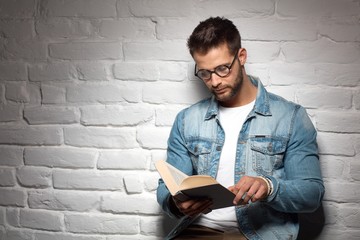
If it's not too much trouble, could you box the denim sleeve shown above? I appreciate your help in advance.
[156,109,194,218]
[265,106,325,213]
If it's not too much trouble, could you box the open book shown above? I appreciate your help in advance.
[155,160,236,210]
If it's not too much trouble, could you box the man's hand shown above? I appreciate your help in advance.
[229,176,269,205]
[172,197,213,217]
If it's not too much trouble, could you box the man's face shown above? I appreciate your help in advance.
[193,44,243,107]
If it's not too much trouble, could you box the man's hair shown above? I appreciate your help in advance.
[187,17,241,57]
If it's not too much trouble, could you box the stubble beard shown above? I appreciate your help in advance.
[213,69,243,103]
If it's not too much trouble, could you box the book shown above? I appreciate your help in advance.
[155,160,236,210]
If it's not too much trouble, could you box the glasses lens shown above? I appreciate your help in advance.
[197,70,211,80]
[215,65,230,77]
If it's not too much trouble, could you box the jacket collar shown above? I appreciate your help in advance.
[204,75,272,120]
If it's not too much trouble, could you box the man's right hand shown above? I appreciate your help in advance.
[172,197,213,217]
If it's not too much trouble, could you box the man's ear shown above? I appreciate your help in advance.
[238,48,247,66]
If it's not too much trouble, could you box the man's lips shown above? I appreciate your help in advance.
[214,88,227,94]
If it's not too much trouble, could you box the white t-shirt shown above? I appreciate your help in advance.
[195,100,255,232]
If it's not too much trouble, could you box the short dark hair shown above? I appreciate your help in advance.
[187,17,241,57]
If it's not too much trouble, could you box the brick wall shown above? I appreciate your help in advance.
[0,0,359,239]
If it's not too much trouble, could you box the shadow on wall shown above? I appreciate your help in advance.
[297,204,325,240]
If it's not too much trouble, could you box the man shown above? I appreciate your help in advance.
[157,17,324,240]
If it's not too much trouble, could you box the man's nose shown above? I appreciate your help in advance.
[210,74,222,88]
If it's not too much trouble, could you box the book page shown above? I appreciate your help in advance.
[155,160,187,195]
[164,161,188,186]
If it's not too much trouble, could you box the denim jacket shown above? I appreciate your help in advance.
[157,76,325,240]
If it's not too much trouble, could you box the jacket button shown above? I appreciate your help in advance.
[216,146,222,151]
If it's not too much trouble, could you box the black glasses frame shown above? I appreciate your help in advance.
[194,49,239,81]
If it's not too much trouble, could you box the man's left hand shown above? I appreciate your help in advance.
[228,176,269,205]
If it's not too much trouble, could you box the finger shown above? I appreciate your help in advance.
[242,180,260,204]
[251,184,267,202]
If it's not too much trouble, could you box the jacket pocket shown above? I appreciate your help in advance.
[186,140,212,175]
[250,136,287,176]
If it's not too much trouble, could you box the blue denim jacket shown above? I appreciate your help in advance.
[157,76,325,240]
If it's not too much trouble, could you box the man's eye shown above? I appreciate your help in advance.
[215,65,229,73]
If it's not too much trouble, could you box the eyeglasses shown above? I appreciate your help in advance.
[194,49,239,81]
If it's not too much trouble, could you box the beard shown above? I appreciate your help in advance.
[212,68,243,104]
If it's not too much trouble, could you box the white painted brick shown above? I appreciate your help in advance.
[143,81,210,105]
[319,19,360,42]
[124,41,190,61]
[0,147,23,166]
[66,82,141,103]
[20,209,63,231]
[318,227,360,240]
[315,64,360,87]
[0,168,16,186]
[0,189,26,207]
[317,132,355,156]
[269,62,316,86]
[41,84,66,104]
[324,182,360,203]
[194,0,275,18]
[6,82,41,104]
[0,103,22,122]
[0,62,27,81]
[24,106,80,125]
[6,208,20,227]
[64,127,138,149]
[354,90,360,110]
[124,174,143,194]
[29,62,77,82]
[266,86,296,102]
[6,82,31,103]
[159,62,188,81]
[97,149,148,170]
[53,169,124,190]
[245,65,270,86]
[65,213,139,234]
[101,193,161,214]
[296,87,352,109]
[0,0,35,19]
[339,205,360,228]
[319,155,345,179]
[17,166,52,188]
[3,229,33,240]
[36,18,93,39]
[315,111,360,133]
[41,0,116,17]
[0,20,33,40]
[155,105,185,126]
[35,232,104,240]
[137,126,170,149]
[128,0,193,17]
[350,159,360,181]
[24,147,96,168]
[143,172,161,192]
[0,208,4,225]
[50,42,122,60]
[281,38,360,64]
[4,39,47,61]
[156,18,200,40]
[81,105,153,126]
[76,62,109,81]
[235,18,317,41]
[140,216,166,236]
[277,0,360,18]
[242,41,280,63]
[114,62,159,81]
[100,19,155,40]
[0,84,4,103]
[0,127,62,145]
[28,190,100,212]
